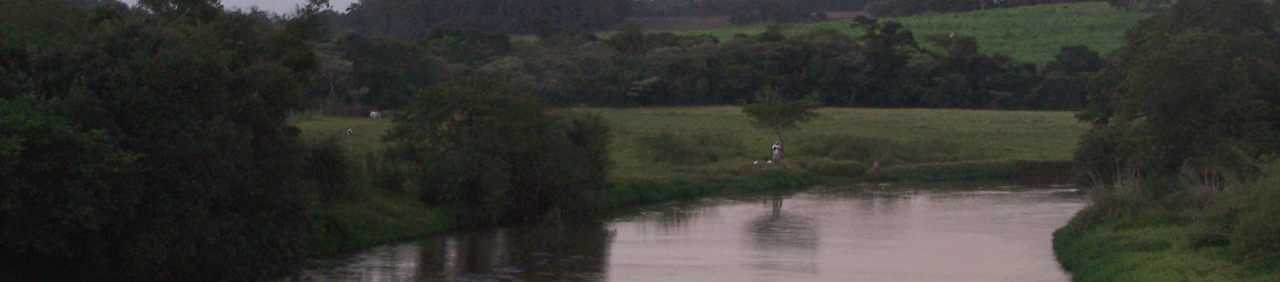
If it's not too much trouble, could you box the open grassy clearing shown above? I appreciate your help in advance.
[293,107,1087,180]
[662,2,1150,63]
[572,106,1086,179]
[291,113,395,156]
[291,107,1085,254]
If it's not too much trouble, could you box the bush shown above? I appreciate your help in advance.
[1217,164,1280,260]
[388,78,611,226]
[303,137,351,201]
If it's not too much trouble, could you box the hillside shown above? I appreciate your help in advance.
[642,2,1149,63]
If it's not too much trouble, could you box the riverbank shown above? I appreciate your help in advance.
[306,169,823,257]
[1052,166,1280,281]
[292,107,1085,256]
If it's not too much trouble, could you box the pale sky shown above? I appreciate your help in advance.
[117,0,359,15]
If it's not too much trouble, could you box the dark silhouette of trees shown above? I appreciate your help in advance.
[386,78,611,226]
[336,0,631,37]
[0,0,331,280]
[1077,0,1280,188]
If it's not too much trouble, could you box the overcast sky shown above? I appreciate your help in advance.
[117,0,359,15]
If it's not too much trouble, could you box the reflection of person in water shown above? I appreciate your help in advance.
[748,198,818,250]
[746,197,819,275]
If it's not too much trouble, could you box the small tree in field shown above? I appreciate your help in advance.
[741,88,823,160]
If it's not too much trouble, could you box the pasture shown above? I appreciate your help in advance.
[293,107,1088,180]
[657,2,1150,63]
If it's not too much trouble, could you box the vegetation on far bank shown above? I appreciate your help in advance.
[1055,0,1280,280]
[7,0,1279,281]
[668,2,1150,63]
[290,104,1083,255]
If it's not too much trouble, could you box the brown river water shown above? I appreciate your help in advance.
[299,183,1087,282]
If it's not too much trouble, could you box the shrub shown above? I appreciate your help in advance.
[303,137,351,201]
[1221,165,1280,260]
[388,78,611,226]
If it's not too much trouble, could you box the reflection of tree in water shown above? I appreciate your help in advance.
[413,223,612,281]
[745,197,819,276]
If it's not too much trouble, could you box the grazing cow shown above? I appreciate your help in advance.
[370,111,381,119]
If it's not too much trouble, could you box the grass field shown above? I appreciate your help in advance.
[658,2,1150,63]
[293,107,1088,179]
[291,107,1086,254]
[291,112,395,156]
[571,106,1086,178]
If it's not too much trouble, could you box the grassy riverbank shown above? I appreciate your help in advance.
[1053,166,1280,281]
[292,107,1085,255]
[667,2,1150,63]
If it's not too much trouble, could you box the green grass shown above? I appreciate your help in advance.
[667,2,1151,63]
[291,113,394,157]
[291,107,1088,180]
[571,106,1086,179]
[1052,212,1278,282]
[308,190,453,256]
[292,107,1087,254]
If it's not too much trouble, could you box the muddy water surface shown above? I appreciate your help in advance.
[302,183,1087,282]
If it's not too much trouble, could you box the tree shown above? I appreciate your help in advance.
[387,78,610,225]
[741,87,822,158]
[0,1,326,280]
[1077,0,1280,188]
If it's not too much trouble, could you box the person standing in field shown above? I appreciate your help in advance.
[771,141,783,163]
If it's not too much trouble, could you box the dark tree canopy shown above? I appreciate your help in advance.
[1076,0,1280,186]
[336,0,631,37]
[387,78,611,226]
[742,89,823,148]
[0,0,327,280]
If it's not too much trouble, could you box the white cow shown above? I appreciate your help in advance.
[370,111,381,119]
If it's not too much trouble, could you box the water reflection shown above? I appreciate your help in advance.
[305,185,1088,282]
[302,223,612,282]
[745,197,818,279]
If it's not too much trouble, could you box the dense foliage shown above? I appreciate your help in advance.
[1062,0,1280,276]
[864,0,1097,17]
[386,78,610,226]
[0,0,329,280]
[310,16,1104,113]
[329,0,631,36]
[1076,0,1280,189]
[741,89,822,147]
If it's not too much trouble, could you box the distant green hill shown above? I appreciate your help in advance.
[670,2,1151,63]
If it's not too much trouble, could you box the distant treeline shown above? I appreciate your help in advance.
[630,0,1101,18]
[310,18,1104,113]
[323,0,1112,36]
[864,0,1098,17]
[328,0,632,36]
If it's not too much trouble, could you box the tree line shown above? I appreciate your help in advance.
[309,17,1106,114]
[1070,0,1280,262]
[1,1,614,280]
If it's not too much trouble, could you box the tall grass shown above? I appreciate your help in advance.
[667,2,1151,62]
[1053,165,1280,282]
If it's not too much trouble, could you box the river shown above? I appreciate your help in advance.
[300,182,1087,282]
